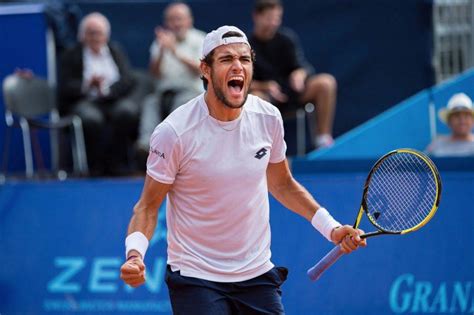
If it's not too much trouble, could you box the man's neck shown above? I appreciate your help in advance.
[451,133,474,141]
[252,28,275,41]
[175,29,190,42]
[204,92,242,122]
[85,45,107,56]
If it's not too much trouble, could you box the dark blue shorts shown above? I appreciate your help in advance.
[165,265,288,315]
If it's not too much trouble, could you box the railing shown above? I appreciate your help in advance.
[433,0,474,82]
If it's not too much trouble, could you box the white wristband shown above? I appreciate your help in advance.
[125,231,149,259]
[311,207,341,242]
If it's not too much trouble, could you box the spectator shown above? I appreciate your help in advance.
[58,12,138,176]
[249,0,336,149]
[135,2,205,163]
[426,92,474,157]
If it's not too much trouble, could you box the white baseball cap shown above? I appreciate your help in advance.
[202,25,251,59]
[438,92,474,123]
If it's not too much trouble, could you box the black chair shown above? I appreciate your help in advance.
[2,74,88,178]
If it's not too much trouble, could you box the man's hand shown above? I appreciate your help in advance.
[88,75,104,89]
[331,225,367,253]
[155,27,177,54]
[120,256,146,288]
[289,68,307,93]
[265,81,288,103]
[14,68,34,79]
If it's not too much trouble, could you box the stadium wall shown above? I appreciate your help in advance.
[307,68,474,160]
[0,4,52,172]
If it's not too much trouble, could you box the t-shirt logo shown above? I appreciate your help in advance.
[254,148,267,159]
[149,147,165,159]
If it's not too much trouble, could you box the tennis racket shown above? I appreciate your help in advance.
[307,148,441,281]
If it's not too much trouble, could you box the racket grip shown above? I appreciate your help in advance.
[307,245,345,281]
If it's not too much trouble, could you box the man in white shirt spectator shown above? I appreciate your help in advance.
[135,2,205,166]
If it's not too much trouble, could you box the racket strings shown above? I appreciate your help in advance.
[377,154,435,230]
[376,154,436,230]
[369,173,428,231]
[365,152,437,232]
[401,157,436,226]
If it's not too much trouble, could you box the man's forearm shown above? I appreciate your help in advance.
[269,177,320,221]
[149,52,164,78]
[127,204,159,240]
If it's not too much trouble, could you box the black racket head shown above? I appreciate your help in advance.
[361,148,441,234]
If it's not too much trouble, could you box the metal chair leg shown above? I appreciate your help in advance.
[49,110,60,174]
[72,116,89,175]
[19,118,34,178]
[71,127,80,175]
[296,109,306,157]
[1,126,12,181]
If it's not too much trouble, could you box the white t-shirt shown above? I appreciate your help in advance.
[426,135,474,157]
[82,46,120,97]
[147,94,287,282]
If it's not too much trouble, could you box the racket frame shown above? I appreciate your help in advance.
[357,148,442,238]
[307,148,442,281]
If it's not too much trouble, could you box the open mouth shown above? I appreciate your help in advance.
[227,77,244,96]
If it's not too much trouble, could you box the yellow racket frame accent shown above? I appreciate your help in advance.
[396,149,441,234]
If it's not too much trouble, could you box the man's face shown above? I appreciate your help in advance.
[448,111,474,137]
[253,6,283,40]
[165,4,192,41]
[202,43,253,109]
[83,19,108,53]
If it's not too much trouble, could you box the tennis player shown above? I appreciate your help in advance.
[120,25,366,314]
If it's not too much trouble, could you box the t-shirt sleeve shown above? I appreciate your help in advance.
[146,122,181,184]
[269,110,287,163]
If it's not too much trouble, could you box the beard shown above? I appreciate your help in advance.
[210,72,250,109]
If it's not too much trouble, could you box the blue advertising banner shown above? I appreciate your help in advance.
[0,180,171,314]
[0,169,473,314]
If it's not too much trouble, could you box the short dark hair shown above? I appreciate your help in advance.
[200,31,256,90]
[254,0,282,14]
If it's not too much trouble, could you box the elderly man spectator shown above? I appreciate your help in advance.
[58,12,138,176]
[135,2,205,164]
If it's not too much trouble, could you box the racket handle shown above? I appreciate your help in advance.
[307,245,345,281]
